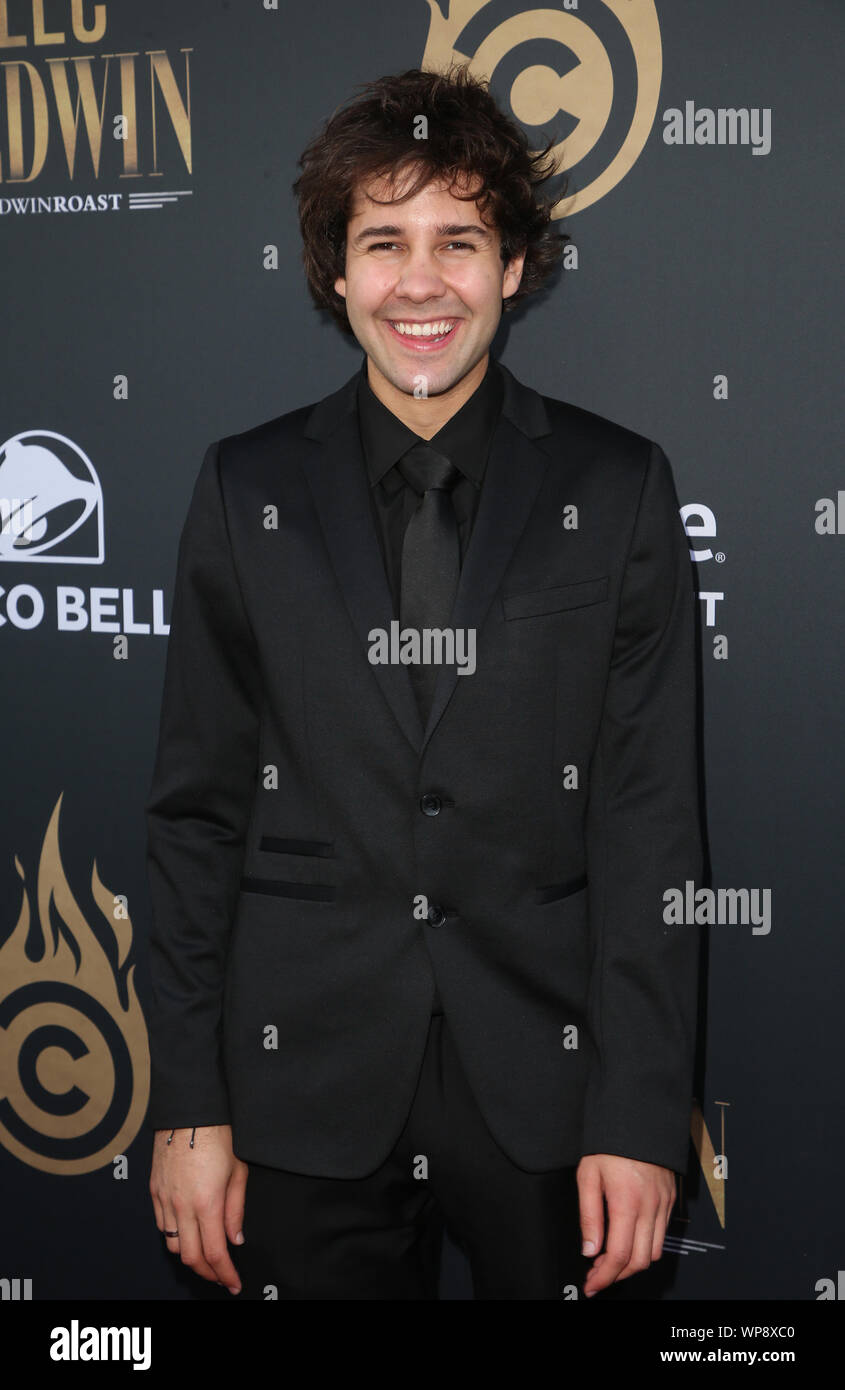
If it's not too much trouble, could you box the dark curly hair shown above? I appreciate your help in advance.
[292,65,569,336]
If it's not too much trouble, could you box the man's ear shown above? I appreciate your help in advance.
[502,250,526,301]
[334,276,347,299]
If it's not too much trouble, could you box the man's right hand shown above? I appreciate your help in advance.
[149,1124,248,1294]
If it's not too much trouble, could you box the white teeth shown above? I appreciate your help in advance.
[391,320,455,337]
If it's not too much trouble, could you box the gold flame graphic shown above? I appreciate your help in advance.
[0,794,149,1174]
[690,1099,726,1229]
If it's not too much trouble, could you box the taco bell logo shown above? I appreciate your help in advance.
[0,431,104,563]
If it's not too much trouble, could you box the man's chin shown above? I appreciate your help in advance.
[367,351,469,399]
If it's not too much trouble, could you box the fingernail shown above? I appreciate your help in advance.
[234,1231,245,1245]
[585,1290,596,1298]
[227,1285,240,1295]
[582,1240,596,1255]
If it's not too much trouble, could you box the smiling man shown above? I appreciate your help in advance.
[339,174,522,429]
[145,66,704,1301]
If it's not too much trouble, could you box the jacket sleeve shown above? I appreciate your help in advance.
[581,440,703,1173]
[143,440,262,1131]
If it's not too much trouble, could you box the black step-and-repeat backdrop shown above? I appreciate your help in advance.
[1,0,842,1306]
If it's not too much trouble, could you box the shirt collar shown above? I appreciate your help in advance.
[356,353,504,497]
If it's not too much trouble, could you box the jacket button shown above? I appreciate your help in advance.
[427,903,446,927]
[420,793,442,816]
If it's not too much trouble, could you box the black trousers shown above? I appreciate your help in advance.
[234,1012,590,1299]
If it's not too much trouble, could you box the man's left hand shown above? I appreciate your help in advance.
[576,1153,676,1297]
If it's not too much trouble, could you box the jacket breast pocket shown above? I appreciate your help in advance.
[502,576,609,621]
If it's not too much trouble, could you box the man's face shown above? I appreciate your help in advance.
[334,170,525,398]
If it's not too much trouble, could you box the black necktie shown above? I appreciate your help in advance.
[397,442,462,723]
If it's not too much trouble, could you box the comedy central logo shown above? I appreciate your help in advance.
[422,0,662,215]
[0,794,149,1175]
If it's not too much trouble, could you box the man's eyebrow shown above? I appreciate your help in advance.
[350,223,492,245]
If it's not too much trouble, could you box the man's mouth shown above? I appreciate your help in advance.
[383,318,461,350]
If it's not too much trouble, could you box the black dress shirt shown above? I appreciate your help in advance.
[355,353,504,1016]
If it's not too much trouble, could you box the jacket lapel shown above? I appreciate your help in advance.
[302,359,553,755]
[302,373,425,752]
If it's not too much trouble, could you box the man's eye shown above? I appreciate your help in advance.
[365,241,475,252]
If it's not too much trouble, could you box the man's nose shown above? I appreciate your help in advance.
[393,252,449,301]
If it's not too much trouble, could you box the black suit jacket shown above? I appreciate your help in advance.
[144,359,703,1177]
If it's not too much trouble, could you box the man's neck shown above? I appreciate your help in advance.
[365,352,489,439]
